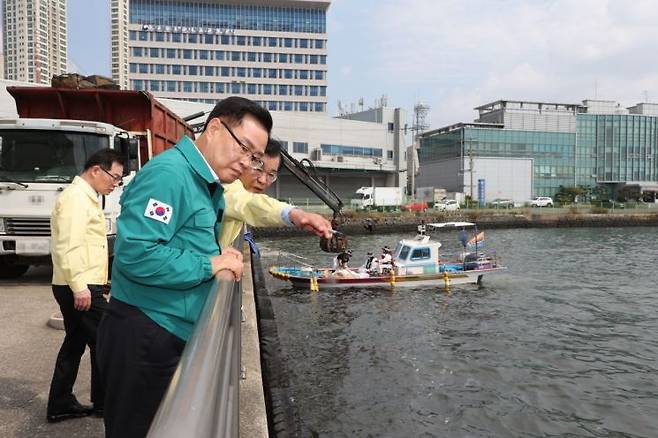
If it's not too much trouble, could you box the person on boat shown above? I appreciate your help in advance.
[379,246,394,274]
[417,220,426,236]
[331,250,360,278]
[458,229,469,249]
[363,252,375,270]
[335,249,352,269]
[360,251,379,275]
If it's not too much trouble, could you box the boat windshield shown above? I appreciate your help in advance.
[0,129,110,183]
[398,245,411,261]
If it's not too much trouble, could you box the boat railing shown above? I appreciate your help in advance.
[147,231,244,438]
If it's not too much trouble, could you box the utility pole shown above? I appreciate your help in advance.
[469,146,474,202]
[460,135,475,207]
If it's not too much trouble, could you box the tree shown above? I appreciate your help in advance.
[554,186,587,204]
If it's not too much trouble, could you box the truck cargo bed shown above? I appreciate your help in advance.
[7,87,194,161]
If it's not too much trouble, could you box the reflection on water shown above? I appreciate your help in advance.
[259,227,658,438]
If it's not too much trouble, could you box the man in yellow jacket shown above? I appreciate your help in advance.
[47,148,125,422]
[220,139,332,250]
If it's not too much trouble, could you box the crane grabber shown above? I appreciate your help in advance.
[278,148,348,253]
[185,112,348,253]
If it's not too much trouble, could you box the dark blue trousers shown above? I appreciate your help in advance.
[97,298,185,438]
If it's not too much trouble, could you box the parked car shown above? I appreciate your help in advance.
[434,199,460,211]
[401,201,428,212]
[489,198,514,208]
[530,196,554,207]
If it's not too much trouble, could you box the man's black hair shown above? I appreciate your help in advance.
[265,138,285,171]
[265,138,281,157]
[202,96,273,134]
[83,148,126,171]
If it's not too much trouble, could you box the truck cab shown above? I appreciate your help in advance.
[350,186,402,210]
[0,118,138,278]
[0,86,192,278]
[350,186,374,209]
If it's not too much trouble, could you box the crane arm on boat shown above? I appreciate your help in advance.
[280,148,348,253]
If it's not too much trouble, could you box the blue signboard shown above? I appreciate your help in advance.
[477,179,485,208]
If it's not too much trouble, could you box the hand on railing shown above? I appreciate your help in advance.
[211,247,244,281]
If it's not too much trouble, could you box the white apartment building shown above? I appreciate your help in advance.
[111,0,130,90]
[112,0,330,113]
[2,0,67,84]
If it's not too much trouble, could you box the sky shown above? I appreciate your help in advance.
[68,0,658,129]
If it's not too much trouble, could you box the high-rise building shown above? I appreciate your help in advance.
[2,0,67,84]
[112,0,330,112]
[111,0,130,90]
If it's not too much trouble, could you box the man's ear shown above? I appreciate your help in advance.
[205,117,222,137]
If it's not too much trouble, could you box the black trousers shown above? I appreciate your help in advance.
[47,284,107,413]
[97,298,186,438]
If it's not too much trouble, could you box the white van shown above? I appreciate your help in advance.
[530,197,554,207]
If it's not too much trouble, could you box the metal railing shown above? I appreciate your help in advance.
[147,236,244,438]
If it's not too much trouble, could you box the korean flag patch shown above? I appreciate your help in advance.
[144,198,173,224]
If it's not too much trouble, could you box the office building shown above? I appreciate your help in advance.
[160,98,408,200]
[2,0,67,84]
[113,0,330,112]
[418,99,658,202]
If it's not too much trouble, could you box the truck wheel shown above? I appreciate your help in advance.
[0,258,29,279]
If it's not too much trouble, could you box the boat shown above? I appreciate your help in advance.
[268,222,506,290]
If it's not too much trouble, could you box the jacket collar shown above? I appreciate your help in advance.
[176,136,217,184]
[72,176,99,202]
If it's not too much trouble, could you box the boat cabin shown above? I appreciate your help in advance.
[393,234,442,276]
[393,221,485,276]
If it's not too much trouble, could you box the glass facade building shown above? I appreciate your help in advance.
[577,114,658,186]
[129,1,326,33]
[419,100,658,198]
[420,127,575,197]
[112,0,330,112]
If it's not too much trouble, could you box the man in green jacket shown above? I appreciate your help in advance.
[97,97,272,438]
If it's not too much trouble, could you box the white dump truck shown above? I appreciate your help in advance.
[0,86,192,278]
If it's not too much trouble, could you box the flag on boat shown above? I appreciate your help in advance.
[467,231,485,250]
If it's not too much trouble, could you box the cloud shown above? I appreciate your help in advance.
[329,0,658,127]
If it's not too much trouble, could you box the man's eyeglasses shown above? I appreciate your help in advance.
[100,167,124,186]
[253,168,278,183]
[220,120,264,170]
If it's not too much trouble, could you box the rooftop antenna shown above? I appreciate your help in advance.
[411,101,430,141]
[643,90,649,103]
[406,101,430,198]
[594,79,598,99]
